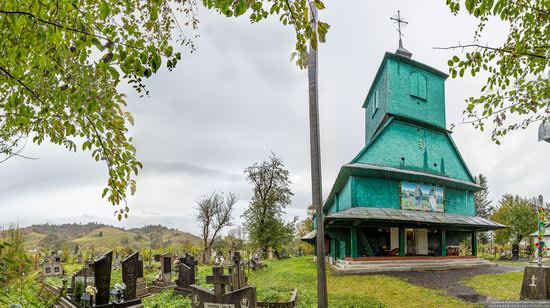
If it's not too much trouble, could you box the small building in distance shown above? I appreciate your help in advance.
[42,251,63,276]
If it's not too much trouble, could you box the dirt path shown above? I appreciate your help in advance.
[381,266,523,303]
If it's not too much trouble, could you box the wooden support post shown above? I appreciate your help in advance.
[398,227,406,256]
[472,231,477,257]
[441,230,447,256]
[351,226,358,258]
[330,238,336,260]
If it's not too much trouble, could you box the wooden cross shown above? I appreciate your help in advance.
[206,266,232,299]
[390,10,408,48]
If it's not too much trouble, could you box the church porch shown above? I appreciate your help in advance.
[300,207,506,271]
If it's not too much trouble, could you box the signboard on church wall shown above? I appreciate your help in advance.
[400,181,444,212]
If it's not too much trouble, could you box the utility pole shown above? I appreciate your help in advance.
[307,2,328,307]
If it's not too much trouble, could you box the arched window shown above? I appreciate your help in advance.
[409,72,427,100]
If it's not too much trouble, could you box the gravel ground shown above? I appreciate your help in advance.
[381,266,524,303]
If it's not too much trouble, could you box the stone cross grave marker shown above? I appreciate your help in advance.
[122,252,139,300]
[175,254,198,295]
[227,252,246,291]
[70,265,95,293]
[190,265,257,308]
[93,251,113,306]
[520,266,550,299]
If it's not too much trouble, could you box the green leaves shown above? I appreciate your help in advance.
[100,1,111,20]
[0,0,196,218]
[444,0,549,144]
[205,0,329,69]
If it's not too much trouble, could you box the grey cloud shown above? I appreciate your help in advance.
[0,1,548,234]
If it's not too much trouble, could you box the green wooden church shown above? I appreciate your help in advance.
[305,46,505,263]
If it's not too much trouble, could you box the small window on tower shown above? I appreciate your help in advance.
[409,72,427,100]
[372,90,379,117]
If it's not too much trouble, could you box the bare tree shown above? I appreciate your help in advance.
[195,192,237,264]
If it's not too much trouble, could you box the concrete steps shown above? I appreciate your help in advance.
[331,258,495,274]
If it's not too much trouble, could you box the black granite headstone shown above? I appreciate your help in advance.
[122,252,139,300]
[93,251,113,306]
[175,255,198,295]
[512,244,520,260]
[163,256,171,274]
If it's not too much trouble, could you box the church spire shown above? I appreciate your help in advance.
[390,10,412,58]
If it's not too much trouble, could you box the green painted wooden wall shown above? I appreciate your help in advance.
[355,121,473,182]
[364,57,447,144]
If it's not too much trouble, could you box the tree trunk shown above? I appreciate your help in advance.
[308,3,328,307]
[202,247,212,265]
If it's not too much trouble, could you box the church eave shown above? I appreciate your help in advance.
[345,163,482,192]
[322,162,481,215]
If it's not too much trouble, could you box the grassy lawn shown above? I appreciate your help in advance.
[251,257,474,308]
[144,256,474,308]
[42,257,481,307]
[464,271,523,300]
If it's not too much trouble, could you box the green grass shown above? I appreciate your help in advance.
[143,257,474,308]
[249,257,474,308]
[464,271,523,300]
[40,257,482,307]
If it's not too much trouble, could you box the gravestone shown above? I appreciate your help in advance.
[93,251,113,307]
[520,266,550,300]
[190,266,257,308]
[512,244,520,261]
[226,252,247,291]
[249,257,265,271]
[174,254,198,295]
[113,252,122,270]
[149,253,175,293]
[121,252,143,306]
[122,252,139,300]
[136,254,149,298]
[70,265,95,293]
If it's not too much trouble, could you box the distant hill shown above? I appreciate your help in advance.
[15,223,201,251]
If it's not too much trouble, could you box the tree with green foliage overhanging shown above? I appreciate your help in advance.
[442,0,549,144]
[243,153,295,257]
[492,194,537,245]
[0,0,329,218]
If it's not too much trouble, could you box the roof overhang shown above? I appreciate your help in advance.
[301,230,317,242]
[323,163,482,213]
[326,207,506,231]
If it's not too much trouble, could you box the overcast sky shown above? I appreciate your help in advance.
[1,1,548,236]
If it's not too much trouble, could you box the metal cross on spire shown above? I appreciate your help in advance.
[390,10,412,58]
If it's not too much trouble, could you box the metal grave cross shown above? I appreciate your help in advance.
[530,275,538,287]
[390,10,408,48]
[206,266,232,300]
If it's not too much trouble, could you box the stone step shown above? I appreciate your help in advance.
[331,258,496,274]
[337,260,493,269]
[341,258,488,265]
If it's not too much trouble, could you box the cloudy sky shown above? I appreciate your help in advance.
[1,1,548,236]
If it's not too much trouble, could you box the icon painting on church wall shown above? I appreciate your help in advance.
[400,181,444,212]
